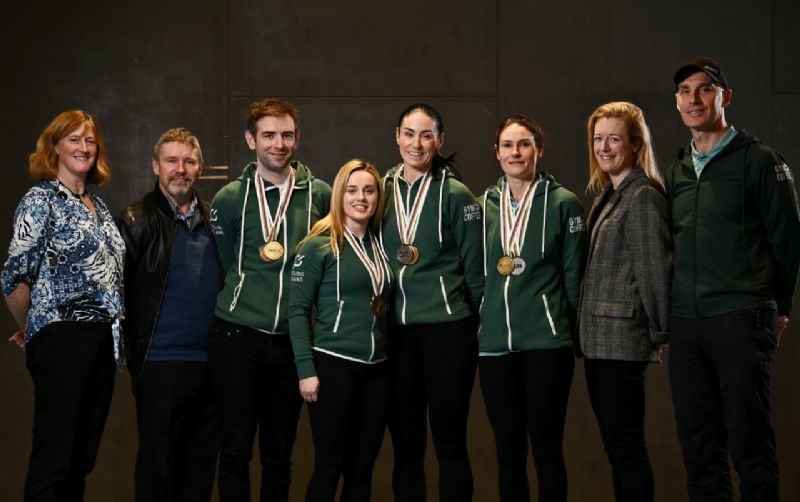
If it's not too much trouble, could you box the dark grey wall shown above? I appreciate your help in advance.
[2,0,799,500]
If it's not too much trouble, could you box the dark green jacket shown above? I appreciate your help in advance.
[381,163,483,326]
[478,173,587,354]
[665,129,800,318]
[211,161,331,332]
[288,232,394,379]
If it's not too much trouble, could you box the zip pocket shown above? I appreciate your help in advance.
[439,276,453,315]
[333,300,344,333]
[542,294,556,335]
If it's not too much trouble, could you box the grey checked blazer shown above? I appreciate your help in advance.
[577,169,672,361]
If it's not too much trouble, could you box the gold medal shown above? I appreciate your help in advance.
[497,255,515,276]
[396,244,419,265]
[259,241,285,262]
[370,296,388,316]
[255,170,295,264]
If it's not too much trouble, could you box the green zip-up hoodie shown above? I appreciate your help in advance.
[665,129,800,318]
[211,161,332,332]
[381,163,483,326]
[478,172,587,355]
[288,231,394,379]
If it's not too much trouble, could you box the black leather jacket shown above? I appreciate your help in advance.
[116,184,221,380]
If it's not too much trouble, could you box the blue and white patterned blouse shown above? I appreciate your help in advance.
[2,180,126,364]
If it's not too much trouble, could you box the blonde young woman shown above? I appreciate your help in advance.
[289,159,393,502]
[578,102,672,502]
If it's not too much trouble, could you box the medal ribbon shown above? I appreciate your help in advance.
[344,228,386,297]
[499,179,537,257]
[393,167,433,245]
[255,169,296,243]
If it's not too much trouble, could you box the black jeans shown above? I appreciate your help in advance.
[389,317,478,502]
[584,358,653,502]
[669,307,779,502]
[134,360,219,502]
[209,318,303,502]
[24,321,116,502]
[305,352,388,502]
[479,348,574,502]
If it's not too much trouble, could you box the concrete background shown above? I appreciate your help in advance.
[1,0,799,500]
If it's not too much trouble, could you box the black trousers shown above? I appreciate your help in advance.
[668,307,779,502]
[478,347,574,502]
[134,360,219,502]
[24,321,116,502]
[584,358,653,502]
[388,317,478,502]
[209,318,303,502]
[305,352,389,502]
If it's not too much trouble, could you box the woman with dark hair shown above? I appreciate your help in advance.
[2,109,125,501]
[578,101,672,502]
[479,114,587,502]
[381,104,484,502]
[289,159,393,502]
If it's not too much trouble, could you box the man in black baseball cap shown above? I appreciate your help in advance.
[673,56,730,89]
[665,58,800,501]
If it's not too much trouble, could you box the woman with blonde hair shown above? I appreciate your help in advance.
[578,101,672,502]
[2,109,125,501]
[289,159,393,502]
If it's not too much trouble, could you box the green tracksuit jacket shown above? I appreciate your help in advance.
[381,163,484,326]
[665,129,800,318]
[478,172,587,355]
[211,161,331,333]
[288,231,394,379]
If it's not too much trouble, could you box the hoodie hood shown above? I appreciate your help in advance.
[236,160,317,187]
[677,128,758,168]
[487,170,562,196]
[384,162,460,182]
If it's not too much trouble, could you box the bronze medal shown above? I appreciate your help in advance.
[396,244,419,265]
[497,255,515,276]
[370,296,388,316]
[259,240,285,262]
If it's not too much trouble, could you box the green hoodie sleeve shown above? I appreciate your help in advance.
[445,178,485,315]
[288,237,327,379]
[750,148,800,316]
[559,191,588,328]
[210,184,239,273]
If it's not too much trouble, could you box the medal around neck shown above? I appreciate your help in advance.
[498,180,537,276]
[512,256,526,276]
[393,167,430,267]
[497,255,515,276]
[370,295,388,316]
[255,170,295,264]
[259,241,285,262]
[396,243,419,265]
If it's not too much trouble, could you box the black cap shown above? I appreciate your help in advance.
[673,57,729,89]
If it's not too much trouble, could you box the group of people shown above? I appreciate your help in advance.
[3,57,799,502]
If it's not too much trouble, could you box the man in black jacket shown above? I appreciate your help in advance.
[666,58,800,502]
[117,127,223,502]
